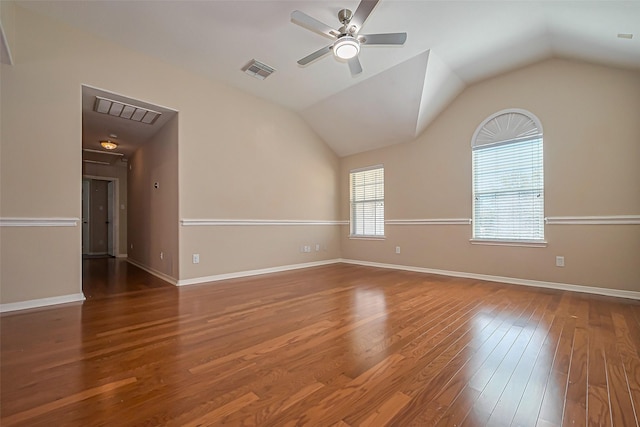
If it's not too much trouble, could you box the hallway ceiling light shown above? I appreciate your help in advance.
[100,140,118,150]
[93,96,161,124]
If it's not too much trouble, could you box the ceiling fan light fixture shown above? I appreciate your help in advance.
[333,36,360,59]
[100,140,118,150]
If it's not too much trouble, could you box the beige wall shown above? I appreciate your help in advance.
[178,98,340,279]
[128,115,179,279]
[0,5,340,304]
[341,58,640,292]
[83,162,128,256]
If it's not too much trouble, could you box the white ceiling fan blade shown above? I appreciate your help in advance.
[360,32,407,45]
[349,0,380,33]
[291,10,339,39]
[297,45,332,66]
[348,56,363,76]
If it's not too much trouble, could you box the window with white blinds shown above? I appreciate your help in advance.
[350,166,384,237]
[472,110,544,242]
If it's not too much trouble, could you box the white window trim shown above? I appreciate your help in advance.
[348,234,386,240]
[470,238,547,248]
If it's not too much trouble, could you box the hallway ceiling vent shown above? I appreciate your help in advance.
[93,96,162,124]
[241,59,276,80]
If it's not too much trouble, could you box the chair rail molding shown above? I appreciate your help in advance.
[0,217,80,227]
[386,218,472,225]
[545,215,640,225]
[180,219,348,226]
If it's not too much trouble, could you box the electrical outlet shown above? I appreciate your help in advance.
[304,245,311,253]
[316,244,320,251]
[160,251,164,260]
[130,243,134,249]
[192,253,200,264]
[395,246,401,254]
[556,256,565,267]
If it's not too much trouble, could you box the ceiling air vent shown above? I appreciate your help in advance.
[242,59,275,80]
[93,96,161,124]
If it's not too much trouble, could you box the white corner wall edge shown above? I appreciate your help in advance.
[126,258,178,286]
[0,293,85,313]
[177,259,341,286]
[339,259,640,300]
[0,20,14,66]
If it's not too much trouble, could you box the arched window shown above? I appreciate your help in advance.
[471,109,544,243]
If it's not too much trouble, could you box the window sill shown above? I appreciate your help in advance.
[470,239,547,248]
[349,235,386,241]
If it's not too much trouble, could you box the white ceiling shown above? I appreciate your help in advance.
[18,0,640,157]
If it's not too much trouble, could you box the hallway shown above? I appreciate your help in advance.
[82,257,173,300]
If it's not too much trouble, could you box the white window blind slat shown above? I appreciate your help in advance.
[473,136,544,241]
[350,167,384,237]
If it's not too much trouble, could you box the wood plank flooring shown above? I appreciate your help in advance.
[2,260,639,426]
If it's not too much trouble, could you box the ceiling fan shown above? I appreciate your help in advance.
[291,0,407,76]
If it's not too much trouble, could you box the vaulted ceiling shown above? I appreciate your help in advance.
[18,0,640,156]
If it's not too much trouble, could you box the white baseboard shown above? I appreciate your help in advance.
[339,259,640,300]
[0,293,86,313]
[177,259,341,286]
[126,258,178,285]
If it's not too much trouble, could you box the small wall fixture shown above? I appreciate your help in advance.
[100,140,118,150]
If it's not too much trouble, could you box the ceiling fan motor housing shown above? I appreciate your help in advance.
[338,9,353,25]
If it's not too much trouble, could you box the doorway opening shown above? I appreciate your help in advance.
[82,176,119,258]
[81,84,179,298]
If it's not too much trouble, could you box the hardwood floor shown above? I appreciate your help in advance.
[82,257,174,300]
[2,261,639,426]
